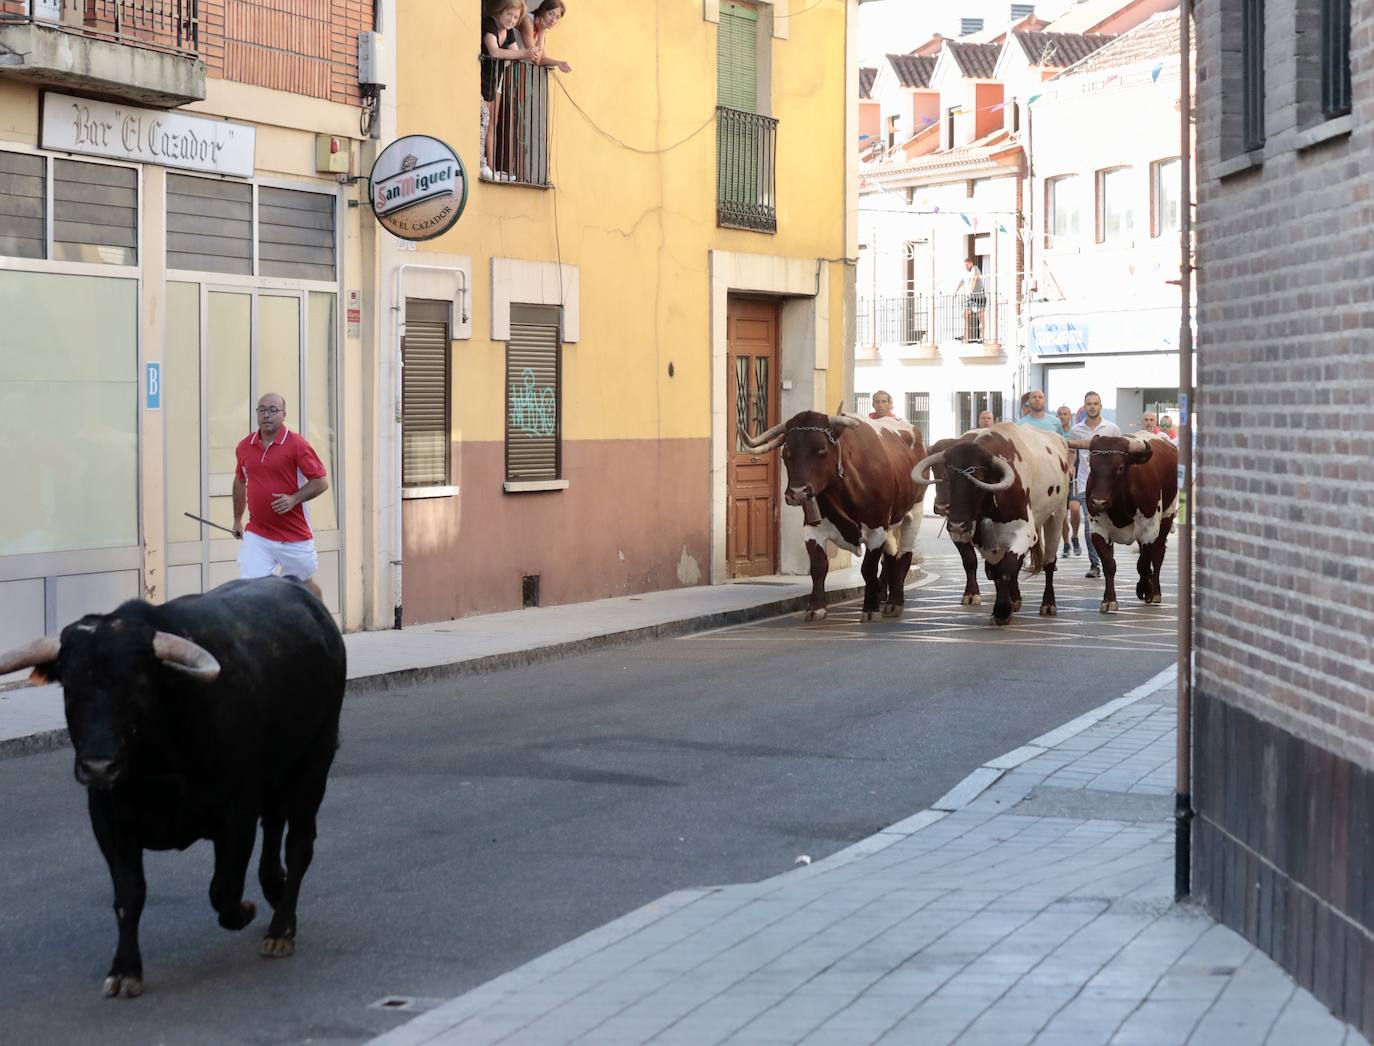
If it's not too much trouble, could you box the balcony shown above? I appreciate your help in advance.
[857,292,1011,358]
[716,105,777,233]
[0,0,204,107]
[479,57,550,188]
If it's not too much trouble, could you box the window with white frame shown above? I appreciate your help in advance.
[1046,175,1081,246]
[1151,158,1181,238]
[1095,167,1135,244]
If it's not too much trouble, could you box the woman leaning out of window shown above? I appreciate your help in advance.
[481,0,540,181]
[519,0,572,74]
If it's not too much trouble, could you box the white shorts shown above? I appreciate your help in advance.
[238,531,318,581]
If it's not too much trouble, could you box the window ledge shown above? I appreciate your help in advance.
[1215,150,1263,180]
[402,486,459,500]
[1295,114,1353,153]
[504,479,569,493]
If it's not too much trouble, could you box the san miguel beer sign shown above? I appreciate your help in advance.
[369,135,467,241]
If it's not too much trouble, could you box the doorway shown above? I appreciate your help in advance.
[726,297,780,578]
[163,282,342,616]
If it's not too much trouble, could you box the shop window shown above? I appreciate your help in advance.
[506,304,562,483]
[306,292,339,528]
[0,270,138,555]
[401,300,452,489]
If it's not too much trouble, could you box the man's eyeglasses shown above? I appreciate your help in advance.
[256,407,283,415]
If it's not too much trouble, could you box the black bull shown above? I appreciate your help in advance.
[0,576,345,998]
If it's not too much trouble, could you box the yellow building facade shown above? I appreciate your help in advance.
[375,0,861,624]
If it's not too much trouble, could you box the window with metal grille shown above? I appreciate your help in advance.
[1320,0,1351,118]
[401,300,451,488]
[905,392,931,446]
[955,391,1004,432]
[1151,158,1180,238]
[855,393,872,415]
[506,304,562,482]
[1241,0,1265,151]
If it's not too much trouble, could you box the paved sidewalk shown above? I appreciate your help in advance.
[0,563,878,754]
[369,671,1366,1046]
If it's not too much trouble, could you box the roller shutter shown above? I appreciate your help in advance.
[506,308,561,482]
[401,301,450,488]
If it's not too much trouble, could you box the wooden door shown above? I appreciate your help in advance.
[726,297,780,577]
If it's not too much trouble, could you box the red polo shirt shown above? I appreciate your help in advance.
[235,428,327,543]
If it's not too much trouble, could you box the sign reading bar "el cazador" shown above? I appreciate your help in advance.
[369,135,467,241]
[40,92,256,178]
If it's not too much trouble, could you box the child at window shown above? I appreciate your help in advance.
[519,0,572,74]
[482,0,539,181]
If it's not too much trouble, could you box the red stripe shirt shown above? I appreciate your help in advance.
[235,428,327,543]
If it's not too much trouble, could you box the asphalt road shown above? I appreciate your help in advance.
[0,536,1177,1046]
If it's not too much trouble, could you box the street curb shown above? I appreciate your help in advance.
[772,662,1178,883]
[0,570,938,761]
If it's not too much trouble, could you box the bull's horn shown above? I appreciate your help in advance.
[1067,438,1093,451]
[0,635,61,676]
[152,632,221,682]
[737,421,786,449]
[1127,438,1151,456]
[965,457,1015,493]
[911,452,945,483]
[753,436,785,454]
[828,414,861,430]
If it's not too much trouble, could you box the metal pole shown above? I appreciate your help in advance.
[1175,0,1196,901]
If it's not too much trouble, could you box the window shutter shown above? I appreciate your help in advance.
[717,3,758,113]
[0,151,45,260]
[507,317,560,481]
[52,160,137,265]
[167,173,253,275]
[401,302,450,487]
[259,186,336,282]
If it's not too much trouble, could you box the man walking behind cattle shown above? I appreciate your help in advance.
[1067,391,1120,579]
[233,393,330,599]
[1016,390,1063,437]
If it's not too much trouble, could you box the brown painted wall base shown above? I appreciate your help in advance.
[401,438,712,622]
[1194,691,1374,1035]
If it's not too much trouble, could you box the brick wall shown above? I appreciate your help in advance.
[1194,0,1374,1033]
[202,0,374,107]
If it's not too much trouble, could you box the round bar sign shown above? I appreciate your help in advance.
[369,135,468,241]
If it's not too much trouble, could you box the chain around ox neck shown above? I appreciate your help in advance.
[789,425,844,478]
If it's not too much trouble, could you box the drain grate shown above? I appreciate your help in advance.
[369,995,446,1014]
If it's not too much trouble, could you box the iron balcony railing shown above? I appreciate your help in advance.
[0,0,199,55]
[857,292,1011,348]
[716,105,777,233]
[479,56,550,188]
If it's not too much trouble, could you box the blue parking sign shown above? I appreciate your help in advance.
[146,361,161,410]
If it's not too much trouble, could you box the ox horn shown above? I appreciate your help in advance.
[152,632,221,682]
[737,421,786,450]
[0,635,61,677]
[964,457,1016,493]
[911,452,945,484]
[827,414,861,431]
[1067,438,1093,451]
[1127,438,1152,457]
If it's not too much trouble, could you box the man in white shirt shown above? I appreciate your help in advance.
[1067,391,1120,579]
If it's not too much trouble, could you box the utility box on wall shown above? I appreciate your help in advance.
[315,134,350,174]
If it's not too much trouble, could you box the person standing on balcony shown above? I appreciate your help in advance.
[520,0,573,74]
[957,258,986,342]
[482,0,539,182]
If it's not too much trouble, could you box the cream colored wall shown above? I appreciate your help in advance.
[394,0,853,445]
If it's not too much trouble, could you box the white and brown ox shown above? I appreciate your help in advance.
[738,411,927,621]
[1068,431,1179,612]
[912,423,1071,625]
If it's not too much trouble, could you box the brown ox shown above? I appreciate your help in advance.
[739,411,927,621]
[913,423,1071,626]
[1068,431,1179,612]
